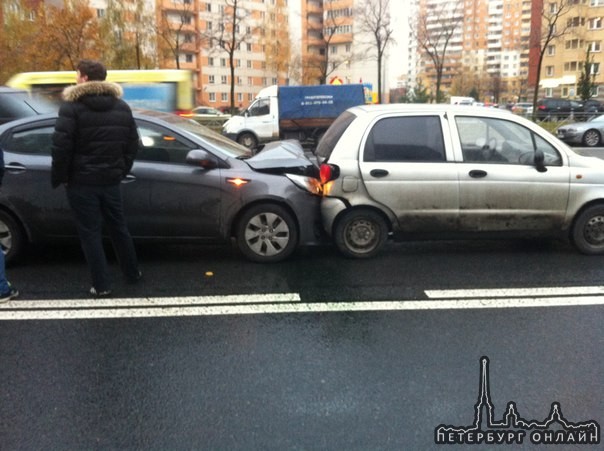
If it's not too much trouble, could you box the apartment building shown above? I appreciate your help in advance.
[537,0,604,101]
[407,0,532,103]
[156,0,291,109]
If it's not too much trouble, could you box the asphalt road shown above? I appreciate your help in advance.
[0,240,602,450]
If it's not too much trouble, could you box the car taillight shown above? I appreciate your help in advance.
[177,110,193,117]
[320,163,339,184]
[538,105,546,110]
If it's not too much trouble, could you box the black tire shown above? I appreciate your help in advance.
[571,205,604,254]
[582,129,601,147]
[334,209,388,258]
[236,204,298,263]
[0,210,24,264]
[237,132,258,149]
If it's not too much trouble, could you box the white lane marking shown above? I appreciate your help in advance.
[425,286,604,299]
[0,295,603,320]
[0,293,301,310]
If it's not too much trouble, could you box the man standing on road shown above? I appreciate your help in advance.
[51,59,141,298]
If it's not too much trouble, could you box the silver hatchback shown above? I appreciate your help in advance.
[317,104,604,258]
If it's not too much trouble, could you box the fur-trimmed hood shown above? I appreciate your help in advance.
[62,81,123,102]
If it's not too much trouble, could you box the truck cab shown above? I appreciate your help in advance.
[222,85,279,149]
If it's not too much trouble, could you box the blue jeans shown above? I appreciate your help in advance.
[0,246,9,294]
[66,183,139,292]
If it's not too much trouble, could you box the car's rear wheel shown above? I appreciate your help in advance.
[571,205,604,254]
[582,129,601,147]
[237,132,258,149]
[0,210,24,264]
[236,204,298,263]
[334,209,388,258]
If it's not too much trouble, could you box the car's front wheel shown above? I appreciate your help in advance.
[571,205,604,254]
[236,204,298,263]
[0,210,24,264]
[582,129,601,147]
[334,209,388,258]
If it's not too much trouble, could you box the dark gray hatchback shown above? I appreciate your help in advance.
[0,111,323,263]
[0,86,55,125]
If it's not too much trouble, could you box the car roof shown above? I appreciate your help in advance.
[346,103,513,117]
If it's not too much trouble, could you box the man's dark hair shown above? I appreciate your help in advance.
[77,59,107,81]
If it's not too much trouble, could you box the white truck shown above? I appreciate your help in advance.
[222,84,365,149]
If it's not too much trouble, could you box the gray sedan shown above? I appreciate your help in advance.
[0,111,323,263]
[556,114,604,147]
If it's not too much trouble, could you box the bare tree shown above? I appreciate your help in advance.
[304,8,355,84]
[200,0,255,112]
[530,0,573,120]
[156,0,196,69]
[356,0,394,103]
[409,0,464,103]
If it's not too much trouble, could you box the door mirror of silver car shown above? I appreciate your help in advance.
[534,149,547,173]
[186,149,218,169]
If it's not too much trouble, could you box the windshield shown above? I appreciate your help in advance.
[315,111,357,160]
[156,113,252,158]
[588,114,604,123]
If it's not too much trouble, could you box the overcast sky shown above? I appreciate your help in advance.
[387,2,410,87]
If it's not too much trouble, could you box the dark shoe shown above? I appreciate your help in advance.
[90,287,112,298]
[0,286,19,303]
[126,270,143,284]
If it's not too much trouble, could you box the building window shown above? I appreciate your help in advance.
[208,57,214,66]
[592,62,601,74]
[221,58,226,67]
[221,93,228,102]
[185,54,193,63]
[589,17,602,29]
[547,45,555,56]
[545,87,554,97]
[209,93,216,102]
[209,75,215,84]
[546,66,554,76]
[221,75,227,84]
[590,41,602,52]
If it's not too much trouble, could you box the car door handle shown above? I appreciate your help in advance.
[5,163,26,172]
[370,169,389,178]
[122,174,136,183]
[469,169,487,178]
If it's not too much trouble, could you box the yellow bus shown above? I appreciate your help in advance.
[6,69,195,114]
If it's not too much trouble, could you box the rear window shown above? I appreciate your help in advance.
[0,92,55,124]
[315,111,356,160]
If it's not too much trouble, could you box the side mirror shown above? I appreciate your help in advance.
[186,149,218,169]
[534,149,547,173]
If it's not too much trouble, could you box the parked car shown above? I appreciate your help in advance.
[0,86,55,125]
[556,114,604,147]
[580,99,604,117]
[317,104,604,258]
[186,106,231,120]
[535,98,582,120]
[511,102,533,117]
[0,111,322,263]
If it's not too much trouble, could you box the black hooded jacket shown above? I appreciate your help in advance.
[51,81,138,188]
